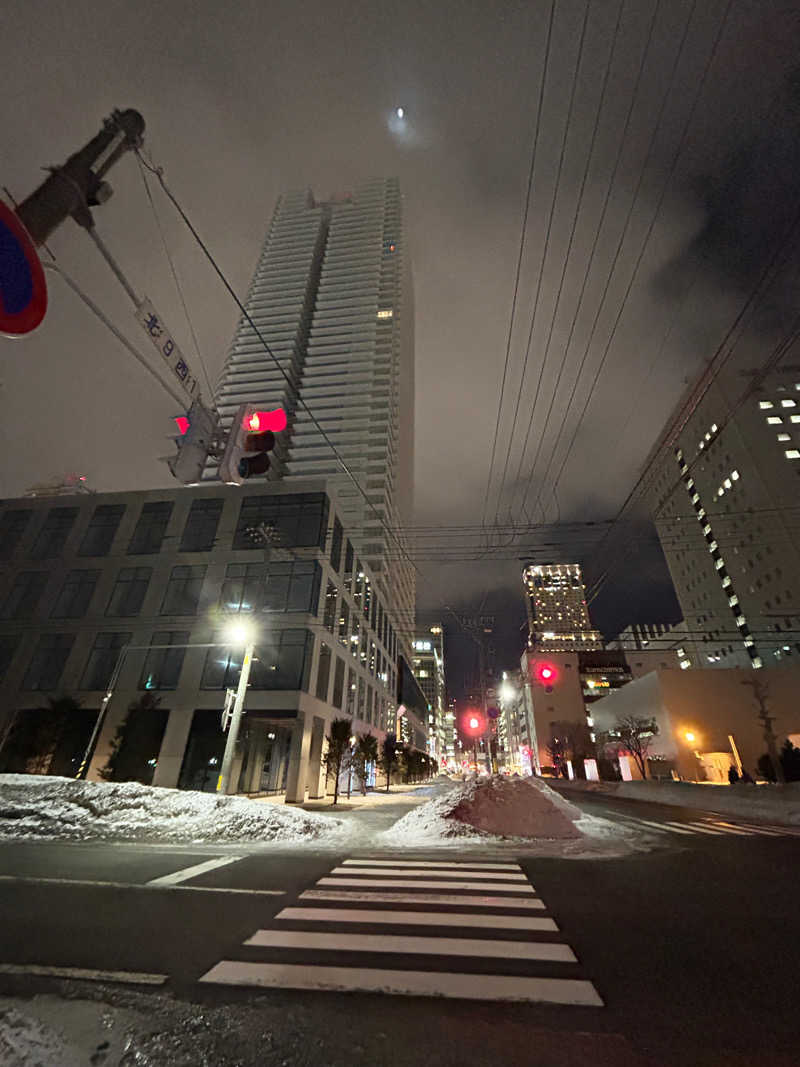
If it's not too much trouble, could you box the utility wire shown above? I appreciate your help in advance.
[480,0,557,535]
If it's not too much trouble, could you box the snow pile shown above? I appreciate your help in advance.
[0,1006,79,1067]
[0,775,345,844]
[383,774,585,843]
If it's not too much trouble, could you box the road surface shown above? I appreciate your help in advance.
[1,787,798,1066]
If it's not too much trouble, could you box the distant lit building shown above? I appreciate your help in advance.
[411,625,446,764]
[522,563,602,651]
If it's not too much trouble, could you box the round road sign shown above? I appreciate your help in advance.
[0,201,47,337]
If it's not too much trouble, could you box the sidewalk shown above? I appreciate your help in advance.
[251,781,440,812]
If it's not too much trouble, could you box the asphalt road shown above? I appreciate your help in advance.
[1,789,798,1066]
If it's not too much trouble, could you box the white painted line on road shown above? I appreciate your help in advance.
[0,964,167,986]
[146,855,243,886]
[317,877,536,893]
[677,822,726,835]
[0,875,284,896]
[301,889,546,909]
[342,859,522,871]
[615,815,694,835]
[702,821,754,836]
[276,907,557,931]
[245,929,576,962]
[329,866,528,882]
[199,960,603,1005]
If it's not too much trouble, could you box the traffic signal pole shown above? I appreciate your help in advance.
[216,642,255,795]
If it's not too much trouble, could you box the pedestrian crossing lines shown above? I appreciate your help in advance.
[199,857,603,1006]
[613,812,800,839]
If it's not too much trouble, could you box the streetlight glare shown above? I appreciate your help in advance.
[225,620,254,647]
[685,731,696,744]
[396,106,404,119]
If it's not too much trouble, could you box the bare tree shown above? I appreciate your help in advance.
[612,715,659,780]
[323,718,352,805]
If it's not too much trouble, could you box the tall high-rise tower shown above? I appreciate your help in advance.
[522,563,602,651]
[210,180,415,635]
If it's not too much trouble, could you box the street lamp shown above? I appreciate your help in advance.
[216,620,256,795]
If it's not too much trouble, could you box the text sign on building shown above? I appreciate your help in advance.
[135,297,199,401]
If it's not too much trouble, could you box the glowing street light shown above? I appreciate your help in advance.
[396,106,405,119]
[684,731,696,744]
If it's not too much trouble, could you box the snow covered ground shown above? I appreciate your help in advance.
[0,775,346,844]
[556,778,800,826]
[380,774,638,857]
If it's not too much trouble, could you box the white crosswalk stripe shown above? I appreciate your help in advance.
[198,857,603,1006]
[612,812,799,839]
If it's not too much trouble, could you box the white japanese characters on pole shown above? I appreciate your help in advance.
[135,297,199,402]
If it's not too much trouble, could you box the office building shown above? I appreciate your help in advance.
[210,179,415,644]
[522,563,602,651]
[0,482,402,802]
[411,625,446,763]
[645,362,800,670]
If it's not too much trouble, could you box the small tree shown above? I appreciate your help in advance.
[780,739,800,783]
[613,715,659,780]
[100,693,162,784]
[323,717,352,805]
[1,696,83,775]
[378,732,399,792]
[352,732,378,794]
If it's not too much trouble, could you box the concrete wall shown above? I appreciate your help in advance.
[589,666,800,779]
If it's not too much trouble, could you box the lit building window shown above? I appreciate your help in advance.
[711,423,718,432]
[728,595,739,607]
[785,449,800,460]
[759,400,773,409]
[767,416,783,425]
[680,658,691,669]
[791,415,800,424]
[377,309,393,320]
[752,656,763,669]
[781,399,796,408]
[731,470,739,480]
[778,433,791,442]
[715,558,725,570]
[723,478,732,489]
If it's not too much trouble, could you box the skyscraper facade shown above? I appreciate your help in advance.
[522,563,602,651]
[412,625,446,763]
[644,362,800,671]
[210,180,415,644]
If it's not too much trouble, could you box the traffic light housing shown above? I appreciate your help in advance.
[218,403,283,484]
[167,399,218,485]
[533,660,559,693]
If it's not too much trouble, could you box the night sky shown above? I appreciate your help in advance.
[2,0,799,695]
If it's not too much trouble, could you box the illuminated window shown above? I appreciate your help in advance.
[781,399,796,408]
[680,658,691,669]
[752,656,763,669]
[377,309,393,320]
[759,400,773,409]
[785,449,800,459]
[778,433,791,441]
[791,415,800,424]
[711,423,718,432]
[767,416,782,425]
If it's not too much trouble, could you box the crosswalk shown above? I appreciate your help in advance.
[613,812,800,839]
[199,856,603,1006]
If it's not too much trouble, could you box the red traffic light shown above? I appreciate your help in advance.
[243,408,287,433]
[174,415,190,436]
[535,661,558,684]
[461,710,486,737]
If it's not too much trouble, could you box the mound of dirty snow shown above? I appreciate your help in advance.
[0,774,345,844]
[0,1006,78,1067]
[384,774,584,842]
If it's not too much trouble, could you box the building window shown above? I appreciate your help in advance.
[80,632,130,690]
[766,416,783,425]
[180,498,224,552]
[332,656,345,709]
[785,449,800,460]
[139,631,189,691]
[346,667,356,716]
[78,504,124,557]
[128,502,173,555]
[22,633,74,691]
[369,640,377,676]
[359,628,368,667]
[339,601,349,648]
[0,509,32,560]
[220,562,268,612]
[160,565,207,615]
[29,507,78,559]
[377,308,393,319]
[323,581,338,632]
[51,569,100,618]
[330,516,343,573]
[366,686,374,724]
[781,399,796,408]
[262,561,321,614]
[316,642,332,701]
[0,571,48,620]
[758,400,773,409]
[358,676,366,718]
[777,433,790,442]
[0,634,20,682]
[106,567,152,617]
[343,540,354,592]
[350,615,361,658]
[202,628,313,691]
[233,493,329,550]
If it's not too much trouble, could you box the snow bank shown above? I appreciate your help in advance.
[556,778,800,826]
[0,1006,78,1067]
[0,775,345,844]
[382,774,585,843]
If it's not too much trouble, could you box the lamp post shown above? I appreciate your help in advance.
[216,622,256,795]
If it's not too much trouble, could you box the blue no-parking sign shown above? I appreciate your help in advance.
[0,200,47,337]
